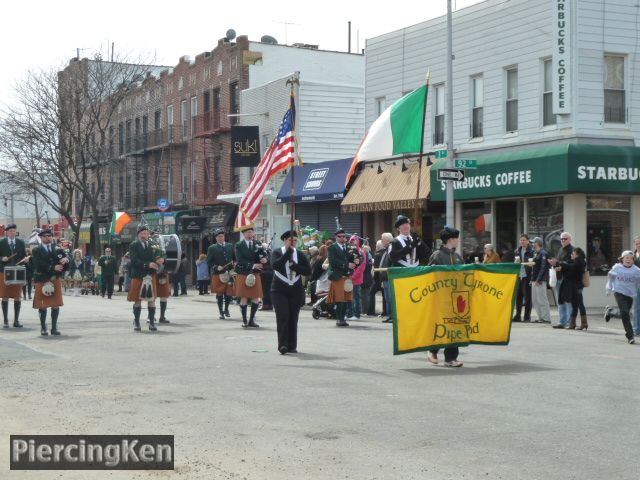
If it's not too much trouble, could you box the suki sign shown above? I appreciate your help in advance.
[553,0,571,114]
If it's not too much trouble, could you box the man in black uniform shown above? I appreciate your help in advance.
[0,224,28,328]
[271,230,311,354]
[98,246,117,299]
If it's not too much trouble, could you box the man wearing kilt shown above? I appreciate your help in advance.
[234,226,265,328]
[327,229,359,327]
[127,225,164,332]
[207,229,235,320]
[271,230,311,354]
[31,229,69,335]
[0,224,27,328]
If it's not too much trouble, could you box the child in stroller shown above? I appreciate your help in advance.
[310,247,335,319]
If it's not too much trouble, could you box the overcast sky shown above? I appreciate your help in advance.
[0,0,482,106]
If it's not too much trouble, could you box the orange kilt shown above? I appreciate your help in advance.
[154,273,171,298]
[32,279,64,309]
[234,273,262,299]
[127,275,157,302]
[0,272,24,300]
[326,278,353,304]
[211,274,234,296]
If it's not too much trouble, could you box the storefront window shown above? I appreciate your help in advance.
[461,201,491,262]
[587,196,630,275]
[527,196,564,256]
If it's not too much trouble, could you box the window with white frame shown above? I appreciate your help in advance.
[604,55,625,123]
[543,59,556,126]
[433,84,445,145]
[506,68,518,132]
[375,97,386,118]
[471,76,483,138]
[167,104,174,142]
[190,96,198,135]
[181,99,188,137]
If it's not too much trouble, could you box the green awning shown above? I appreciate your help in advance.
[430,144,640,201]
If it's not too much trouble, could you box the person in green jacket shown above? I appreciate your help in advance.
[98,246,117,299]
[234,226,266,328]
[327,229,359,327]
[126,225,165,332]
[207,229,235,320]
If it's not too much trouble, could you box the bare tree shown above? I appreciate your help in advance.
[0,54,157,255]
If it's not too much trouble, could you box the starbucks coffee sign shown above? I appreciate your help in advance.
[553,0,571,114]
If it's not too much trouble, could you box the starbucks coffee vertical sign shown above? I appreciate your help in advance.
[553,0,571,114]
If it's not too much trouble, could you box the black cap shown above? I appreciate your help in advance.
[5,224,17,231]
[335,229,345,236]
[440,226,460,242]
[280,230,298,241]
[395,215,410,229]
[38,229,53,237]
[137,224,149,234]
[214,228,225,236]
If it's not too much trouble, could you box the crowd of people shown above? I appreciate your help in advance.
[2,219,639,356]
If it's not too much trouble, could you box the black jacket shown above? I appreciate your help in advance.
[531,249,550,283]
[389,234,429,267]
[271,247,311,306]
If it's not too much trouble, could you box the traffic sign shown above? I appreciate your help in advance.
[454,159,477,169]
[157,198,170,212]
[435,149,448,159]
[437,168,465,181]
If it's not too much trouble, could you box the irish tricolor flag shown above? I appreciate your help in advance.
[110,211,132,235]
[346,84,428,186]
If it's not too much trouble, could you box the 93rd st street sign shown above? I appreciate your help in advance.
[437,168,465,181]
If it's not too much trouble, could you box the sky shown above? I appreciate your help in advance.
[0,0,483,107]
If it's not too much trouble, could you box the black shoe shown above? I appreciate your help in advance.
[149,322,157,331]
[552,324,566,329]
[158,318,170,324]
[336,320,349,327]
[248,320,259,328]
[41,329,48,336]
[13,321,23,328]
[279,346,288,355]
[224,311,231,318]
[2,322,8,329]
[382,317,393,323]
[50,329,60,336]
[512,316,522,323]
[523,317,531,323]
[218,313,225,320]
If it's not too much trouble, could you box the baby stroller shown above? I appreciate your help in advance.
[311,291,335,319]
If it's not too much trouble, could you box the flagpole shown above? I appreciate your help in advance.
[286,72,300,233]
[414,71,431,232]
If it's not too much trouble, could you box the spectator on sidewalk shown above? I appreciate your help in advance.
[606,250,640,344]
[548,232,574,328]
[173,253,188,296]
[530,237,551,324]
[482,244,501,264]
[360,245,374,316]
[632,236,640,337]
[513,234,534,322]
[196,253,210,295]
[367,240,388,317]
[346,235,366,321]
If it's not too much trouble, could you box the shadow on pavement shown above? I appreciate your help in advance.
[402,360,558,376]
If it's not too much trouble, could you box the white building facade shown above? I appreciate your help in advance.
[357,0,640,306]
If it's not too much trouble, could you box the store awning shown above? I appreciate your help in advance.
[340,162,431,214]
[277,158,353,204]
[430,144,640,201]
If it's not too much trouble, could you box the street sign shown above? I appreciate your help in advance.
[454,159,477,169]
[157,198,170,212]
[437,168,465,181]
[435,149,448,159]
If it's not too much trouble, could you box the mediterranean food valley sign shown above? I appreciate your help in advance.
[430,146,640,201]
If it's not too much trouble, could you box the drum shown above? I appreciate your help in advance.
[4,266,27,285]
[156,234,182,275]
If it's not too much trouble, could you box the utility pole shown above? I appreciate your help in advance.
[446,0,455,227]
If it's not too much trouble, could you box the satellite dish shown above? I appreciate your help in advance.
[226,29,237,41]
[261,35,278,45]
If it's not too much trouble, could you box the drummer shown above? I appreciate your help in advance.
[31,229,69,335]
[127,224,164,332]
[207,228,235,320]
[150,231,170,324]
[0,224,28,328]
[234,226,265,328]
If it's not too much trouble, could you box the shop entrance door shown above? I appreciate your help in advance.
[495,200,524,261]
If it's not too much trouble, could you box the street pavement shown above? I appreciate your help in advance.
[0,290,638,480]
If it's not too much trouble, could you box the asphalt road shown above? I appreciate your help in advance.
[0,291,638,480]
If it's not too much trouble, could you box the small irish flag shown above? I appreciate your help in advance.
[346,83,428,186]
[110,211,132,235]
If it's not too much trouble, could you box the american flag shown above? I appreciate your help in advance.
[235,94,295,231]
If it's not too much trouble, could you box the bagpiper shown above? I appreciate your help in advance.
[207,228,235,320]
[271,230,311,354]
[0,224,28,328]
[327,229,359,327]
[98,246,117,299]
[234,226,265,328]
[126,224,164,332]
[31,229,69,335]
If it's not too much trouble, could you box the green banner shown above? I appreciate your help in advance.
[430,144,640,201]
